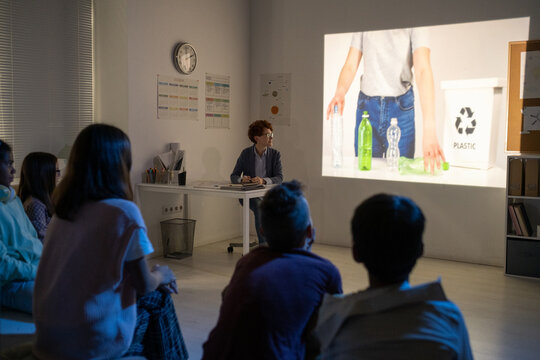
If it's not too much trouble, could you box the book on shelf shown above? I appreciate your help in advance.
[524,158,539,197]
[508,158,523,196]
[220,183,265,191]
[512,203,533,237]
[508,204,522,236]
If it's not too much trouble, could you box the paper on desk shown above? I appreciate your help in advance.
[523,106,540,132]
[160,151,175,170]
[153,156,166,171]
[153,149,185,172]
[173,150,185,171]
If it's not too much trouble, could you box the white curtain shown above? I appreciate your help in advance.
[0,0,93,169]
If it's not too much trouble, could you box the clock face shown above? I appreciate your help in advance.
[173,43,197,75]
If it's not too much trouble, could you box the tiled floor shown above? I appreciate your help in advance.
[158,239,540,360]
[3,239,540,359]
[0,309,34,351]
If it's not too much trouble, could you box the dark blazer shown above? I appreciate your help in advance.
[230,145,283,184]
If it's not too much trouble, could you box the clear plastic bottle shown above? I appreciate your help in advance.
[386,117,401,171]
[358,110,372,171]
[331,105,343,168]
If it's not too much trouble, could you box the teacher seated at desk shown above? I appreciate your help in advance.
[230,120,283,245]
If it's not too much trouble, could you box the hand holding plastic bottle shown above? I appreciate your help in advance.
[326,92,346,120]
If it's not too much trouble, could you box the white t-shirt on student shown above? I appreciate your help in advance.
[33,198,153,360]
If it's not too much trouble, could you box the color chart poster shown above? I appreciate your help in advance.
[205,73,230,129]
[157,74,199,120]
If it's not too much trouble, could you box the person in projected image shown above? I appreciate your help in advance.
[326,28,446,174]
[230,119,283,245]
[310,194,473,359]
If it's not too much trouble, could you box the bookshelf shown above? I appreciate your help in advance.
[506,155,540,278]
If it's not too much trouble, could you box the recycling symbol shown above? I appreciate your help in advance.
[455,107,476,135]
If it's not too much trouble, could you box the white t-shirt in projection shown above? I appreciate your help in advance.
[350,28,429,97]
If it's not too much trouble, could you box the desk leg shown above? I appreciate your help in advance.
[243,195,250,255]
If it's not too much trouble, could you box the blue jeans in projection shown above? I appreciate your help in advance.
[354,87,416,158]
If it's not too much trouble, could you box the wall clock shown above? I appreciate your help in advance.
[173,42,197,75]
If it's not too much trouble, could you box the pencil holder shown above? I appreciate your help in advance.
[157,170,168,184]
[178,171,187,186]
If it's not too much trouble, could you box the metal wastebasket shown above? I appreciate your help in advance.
[160,218,196,259]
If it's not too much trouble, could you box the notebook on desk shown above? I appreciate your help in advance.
[220,183,265,191]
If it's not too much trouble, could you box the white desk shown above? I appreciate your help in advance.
[136,183,270,254]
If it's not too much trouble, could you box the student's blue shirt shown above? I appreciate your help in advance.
[0,185,42,287]
[202,246,342,360]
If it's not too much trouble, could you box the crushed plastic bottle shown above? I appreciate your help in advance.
[398,157,450,176]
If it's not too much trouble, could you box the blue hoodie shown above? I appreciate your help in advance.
[0,185,42,287]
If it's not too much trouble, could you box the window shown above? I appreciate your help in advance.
[0,0,93,170]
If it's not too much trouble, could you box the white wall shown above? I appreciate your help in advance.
[94,0,128,133]
[95,0,540,265]
[250,0,540,266]
[95,0,251,254]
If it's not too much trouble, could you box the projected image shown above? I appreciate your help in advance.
[322,17,529,187]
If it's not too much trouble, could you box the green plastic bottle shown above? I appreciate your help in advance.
[398,157,450,175]
[358,111,372,170]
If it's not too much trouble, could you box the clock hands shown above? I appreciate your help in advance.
[173,43,196,74]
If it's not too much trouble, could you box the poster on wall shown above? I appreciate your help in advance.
[523,106,540,132]
[520,50,540,99]
[157,75,199,120]
[260,73,291,126]
[507,40,540,151]
[205,73,230,129]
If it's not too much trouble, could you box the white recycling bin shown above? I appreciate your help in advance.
[441,78,504,170]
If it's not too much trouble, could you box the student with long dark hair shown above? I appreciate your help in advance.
[17,152,58,241]
[0,140,42,314]
[33,124,188,360]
